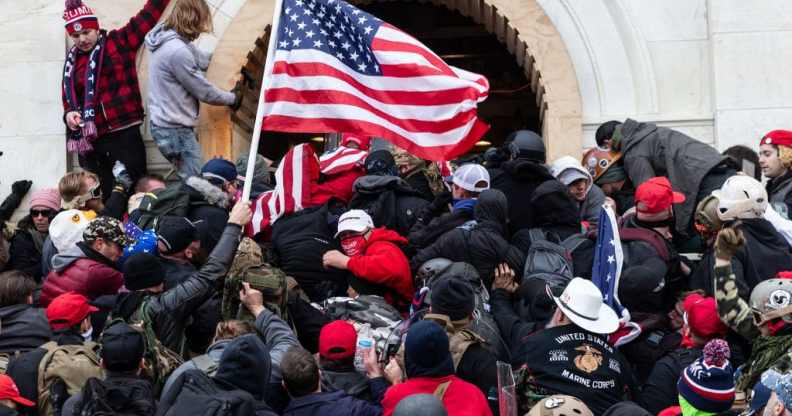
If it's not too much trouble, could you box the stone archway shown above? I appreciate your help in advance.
[198,0,582,161]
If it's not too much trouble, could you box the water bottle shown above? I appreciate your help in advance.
[354,323,374,374]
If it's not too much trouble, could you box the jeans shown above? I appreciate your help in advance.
[150,125,203,180]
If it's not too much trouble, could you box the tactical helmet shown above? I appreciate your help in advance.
[505,130,546,163]
[749,278,792,325]
[581,147,622,182]
[713,175,768,221]
[393,394,447,416]
[416,258,453,286]
[695,195,724,237]
[527,395,593,416]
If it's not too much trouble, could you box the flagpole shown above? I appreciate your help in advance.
[241,0,284,202]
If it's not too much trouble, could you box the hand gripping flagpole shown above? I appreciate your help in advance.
[241,0,284,202]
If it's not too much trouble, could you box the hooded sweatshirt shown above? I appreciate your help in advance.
[489,159,556,235]
[213,334,277,415]
[145,24,236,128]
[40,242,123,306]
[347,228,414,305]
[550,156,607,227]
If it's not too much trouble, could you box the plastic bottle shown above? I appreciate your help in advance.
[354,323,374,374]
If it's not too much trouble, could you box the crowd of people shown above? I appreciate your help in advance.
[5,0,792,415]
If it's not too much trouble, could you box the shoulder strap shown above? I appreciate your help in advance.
[560,234,589,253]
[619,227,670,262]
[433,380,452,400]
[528,228,546,244]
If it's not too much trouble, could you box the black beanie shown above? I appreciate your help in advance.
[618,260,666,313]
[431,277,475,321]
[123,252,166,291]
[101,322,145,372]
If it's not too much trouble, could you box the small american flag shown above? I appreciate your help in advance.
[262,0,490,161]
[319,145,367,175]
[591,205,625,317]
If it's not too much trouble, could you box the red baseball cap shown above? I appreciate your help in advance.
[0,375,33,407]
[635,177,685,214]
[46,292,99,331]
[760,130,792,147]
[683,293,728,339]
[319,320,357,360]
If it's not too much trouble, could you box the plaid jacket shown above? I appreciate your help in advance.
[62,0,171,136]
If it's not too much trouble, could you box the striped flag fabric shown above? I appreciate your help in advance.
[249,143,318,236]
[319,145,367,175]
[261,0,490,161]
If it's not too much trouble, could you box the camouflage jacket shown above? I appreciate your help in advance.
[713,259,759,340]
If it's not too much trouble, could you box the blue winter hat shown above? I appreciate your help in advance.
[748,368,783,416]
[405,320,454,379]
[201,158,238,183]
[677,339,735,413]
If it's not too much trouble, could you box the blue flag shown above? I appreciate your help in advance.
[591,205,625,317]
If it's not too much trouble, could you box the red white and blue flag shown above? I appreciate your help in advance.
[319,145,367,175]
[592,205,625,316]
[261,0,490,161]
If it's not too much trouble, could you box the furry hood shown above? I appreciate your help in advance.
[185,176,231,209]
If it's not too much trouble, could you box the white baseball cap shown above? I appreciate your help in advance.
[49,209,95,253]
[335,209,374,238]
[548,277,619,334]
[452,163,490,193]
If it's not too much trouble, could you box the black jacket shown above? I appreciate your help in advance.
[7,219,45,281]
[489,159,556,235]
[0,305,51,355]
[213,335,279,416]
[768,169,792,219]
[408,195,472,251]
[111,225,241,353]
[182,177,231,253]
[690,218,792,299]
[283,388,385,416]
[411,189,524,290]
[272,203,350,302]
[349,175,430,237]
[640,347,701,415]
[457,342,500,415]
[320,361,388,404]
[7,332,86,416]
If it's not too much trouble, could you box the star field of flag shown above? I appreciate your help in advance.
[277,0,384,75]
[592,206,625,316]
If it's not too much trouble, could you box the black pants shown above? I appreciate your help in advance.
[78,125,148,200]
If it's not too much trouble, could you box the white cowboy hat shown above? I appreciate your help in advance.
[548,277,619,334]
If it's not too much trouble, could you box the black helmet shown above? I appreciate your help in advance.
[416,258,453,286]
[506,130,545,163]
[394,394,447,416]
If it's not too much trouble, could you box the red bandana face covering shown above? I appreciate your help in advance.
[341,235,366,256]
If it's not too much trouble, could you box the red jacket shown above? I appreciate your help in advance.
[62,0,171,136]
[347,228,413,304]
[40,258,123,306]
[382,375,492,416]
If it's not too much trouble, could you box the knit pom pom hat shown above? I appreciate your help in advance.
[677,339,735,414]
[63,0,99,35]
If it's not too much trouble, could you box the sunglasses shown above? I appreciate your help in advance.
[30,209,55,218]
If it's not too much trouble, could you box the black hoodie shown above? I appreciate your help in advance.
[489,159,556,236]
[213,334,278,416]
[411,189,524,290]
[690,218,792,299]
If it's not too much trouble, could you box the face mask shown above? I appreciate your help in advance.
[82,326,93,341]
[341,235,367,256]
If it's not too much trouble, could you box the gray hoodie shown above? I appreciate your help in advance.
[145,24,235,128]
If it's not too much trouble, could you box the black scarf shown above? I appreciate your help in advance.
[62,33,106,155]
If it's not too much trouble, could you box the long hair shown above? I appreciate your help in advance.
[164,0,213,41]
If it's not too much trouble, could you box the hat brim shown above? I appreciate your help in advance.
[551,289,620,334]
[10,396,34,407]
[672,191,686,204]
[334,224,370,238]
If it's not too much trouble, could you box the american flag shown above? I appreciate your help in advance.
[249,143,318,236]
[591,205,625,317]
[319,145,367,175]
[261,0,490,161]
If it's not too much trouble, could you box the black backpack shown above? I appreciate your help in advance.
[74,377,156,416]
[134,186,206,230]
[156,370,256,416]
[522,228,589,290]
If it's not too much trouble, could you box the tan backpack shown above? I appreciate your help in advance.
[36,341,103,416]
